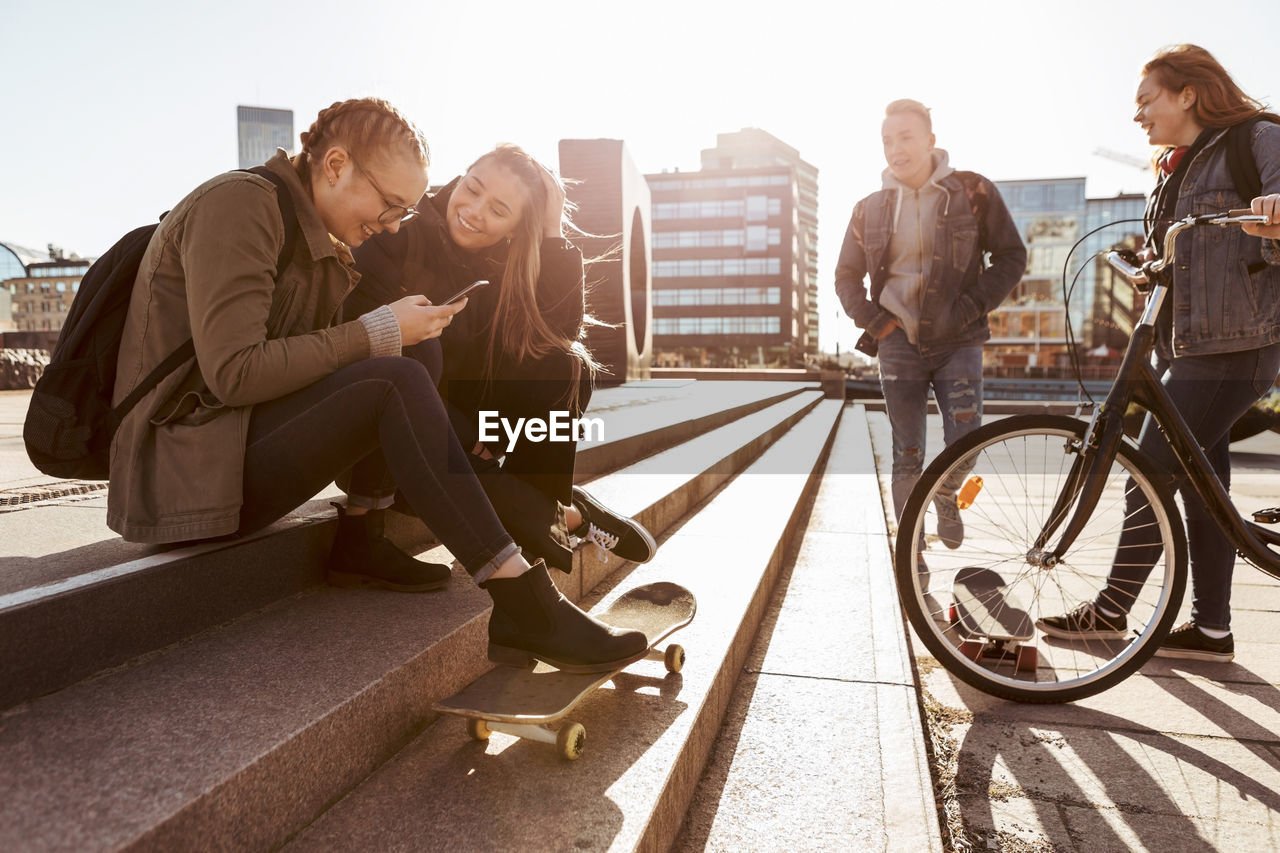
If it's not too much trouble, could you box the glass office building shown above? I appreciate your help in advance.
[990,178,1146,368]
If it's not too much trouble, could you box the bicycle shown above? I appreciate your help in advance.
[894,209,1280,703]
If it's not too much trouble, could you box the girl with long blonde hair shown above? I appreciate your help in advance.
[350,143,657,575]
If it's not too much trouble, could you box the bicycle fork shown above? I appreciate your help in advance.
[1030,327,1161,566]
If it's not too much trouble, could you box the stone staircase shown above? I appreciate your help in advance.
[0,380,940,852]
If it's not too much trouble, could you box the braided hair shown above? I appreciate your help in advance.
[296,97,429,187]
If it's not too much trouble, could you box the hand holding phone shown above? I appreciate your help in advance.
[443,279,489,305]
[389,295,466,345]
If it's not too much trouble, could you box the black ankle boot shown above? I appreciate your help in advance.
[482,561,648,673]
[327,503,452,592]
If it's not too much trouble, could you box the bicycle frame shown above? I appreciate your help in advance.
[1031,214,1280,577]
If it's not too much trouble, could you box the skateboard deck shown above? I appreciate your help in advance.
[433,581,696,760]
[950,567,1037,672]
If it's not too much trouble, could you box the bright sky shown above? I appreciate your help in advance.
[3,0,1278,353]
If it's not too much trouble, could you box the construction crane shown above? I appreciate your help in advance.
[1093,148,1150,172]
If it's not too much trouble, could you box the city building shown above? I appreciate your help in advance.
[989,178,1146,371]
[988,177,1083,370]
[0,242,45,331]
[3,246,91,333]
[645,128,818,368]
[237,106,294,169]
[1084,192,1147,352]
[1,241,42,284]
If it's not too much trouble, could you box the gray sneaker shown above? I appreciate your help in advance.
[934,493,964,549]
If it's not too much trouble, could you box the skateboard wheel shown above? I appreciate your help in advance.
[664,644,686,673]
[466,718,491,741]
[1016,646,1038,673]
[958,640,983,662]
[557,722,585,761]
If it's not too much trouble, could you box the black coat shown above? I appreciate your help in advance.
[348,177,586,389]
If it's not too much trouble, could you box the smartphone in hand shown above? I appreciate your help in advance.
[443,279,489,305]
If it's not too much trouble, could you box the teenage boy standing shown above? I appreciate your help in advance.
[836,99,1026,547]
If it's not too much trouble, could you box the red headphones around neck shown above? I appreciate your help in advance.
[1159,146,1190,175]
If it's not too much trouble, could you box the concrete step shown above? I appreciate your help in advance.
[674,404,942,851]
[279,400,845,853]
[573,379,816,480]
[0,387,831,851]
[0,380,820,710]
[567,387,826,596]
[0,495,347,710]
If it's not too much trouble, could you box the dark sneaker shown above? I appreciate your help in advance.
[934,493,964,549]
[1154,621,1235,662]
[1037,601,1127,640]
[571,486,657,564]
[326,504,452,592]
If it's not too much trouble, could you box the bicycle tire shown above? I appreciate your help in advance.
[895,414,1187,703]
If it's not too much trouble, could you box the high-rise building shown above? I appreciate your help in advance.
[645,128,818,368]
[237,106,294,169]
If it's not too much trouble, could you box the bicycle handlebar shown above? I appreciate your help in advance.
[1105,209,1270,285]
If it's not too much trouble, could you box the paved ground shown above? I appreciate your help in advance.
[12,381,1278,851]
[868,411,1280,853]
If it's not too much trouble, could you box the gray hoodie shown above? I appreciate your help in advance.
[878,149,955,344]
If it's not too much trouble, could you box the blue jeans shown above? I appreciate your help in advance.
[1100,343,1280,631]
[877,329,984,519]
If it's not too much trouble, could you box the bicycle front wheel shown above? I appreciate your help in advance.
[895,414,1187,703]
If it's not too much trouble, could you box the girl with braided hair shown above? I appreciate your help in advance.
[109,98,647,673]
[349,144,657,578]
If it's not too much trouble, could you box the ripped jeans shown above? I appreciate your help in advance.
[877,328,984,520]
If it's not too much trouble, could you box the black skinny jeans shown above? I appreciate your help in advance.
[237,356,518,581]
[438,346,593,573]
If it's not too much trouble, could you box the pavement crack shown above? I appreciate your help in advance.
[741,668,911,688]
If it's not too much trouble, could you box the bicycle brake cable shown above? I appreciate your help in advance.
[1058,218,1148,411]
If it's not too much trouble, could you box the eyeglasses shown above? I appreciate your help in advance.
[349,154,421,225]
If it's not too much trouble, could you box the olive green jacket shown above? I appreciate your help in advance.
[108,152,374,543]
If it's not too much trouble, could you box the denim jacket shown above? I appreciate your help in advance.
[1155,121,1280,356]
[835,170,1026,357]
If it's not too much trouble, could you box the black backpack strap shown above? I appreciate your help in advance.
[108,339,196,432]
[110,169,303,428]
[1226,117,1265,205]
[245,165,300,277]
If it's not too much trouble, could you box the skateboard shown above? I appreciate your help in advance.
[433,581,696,760]
[949,567,1037,673]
